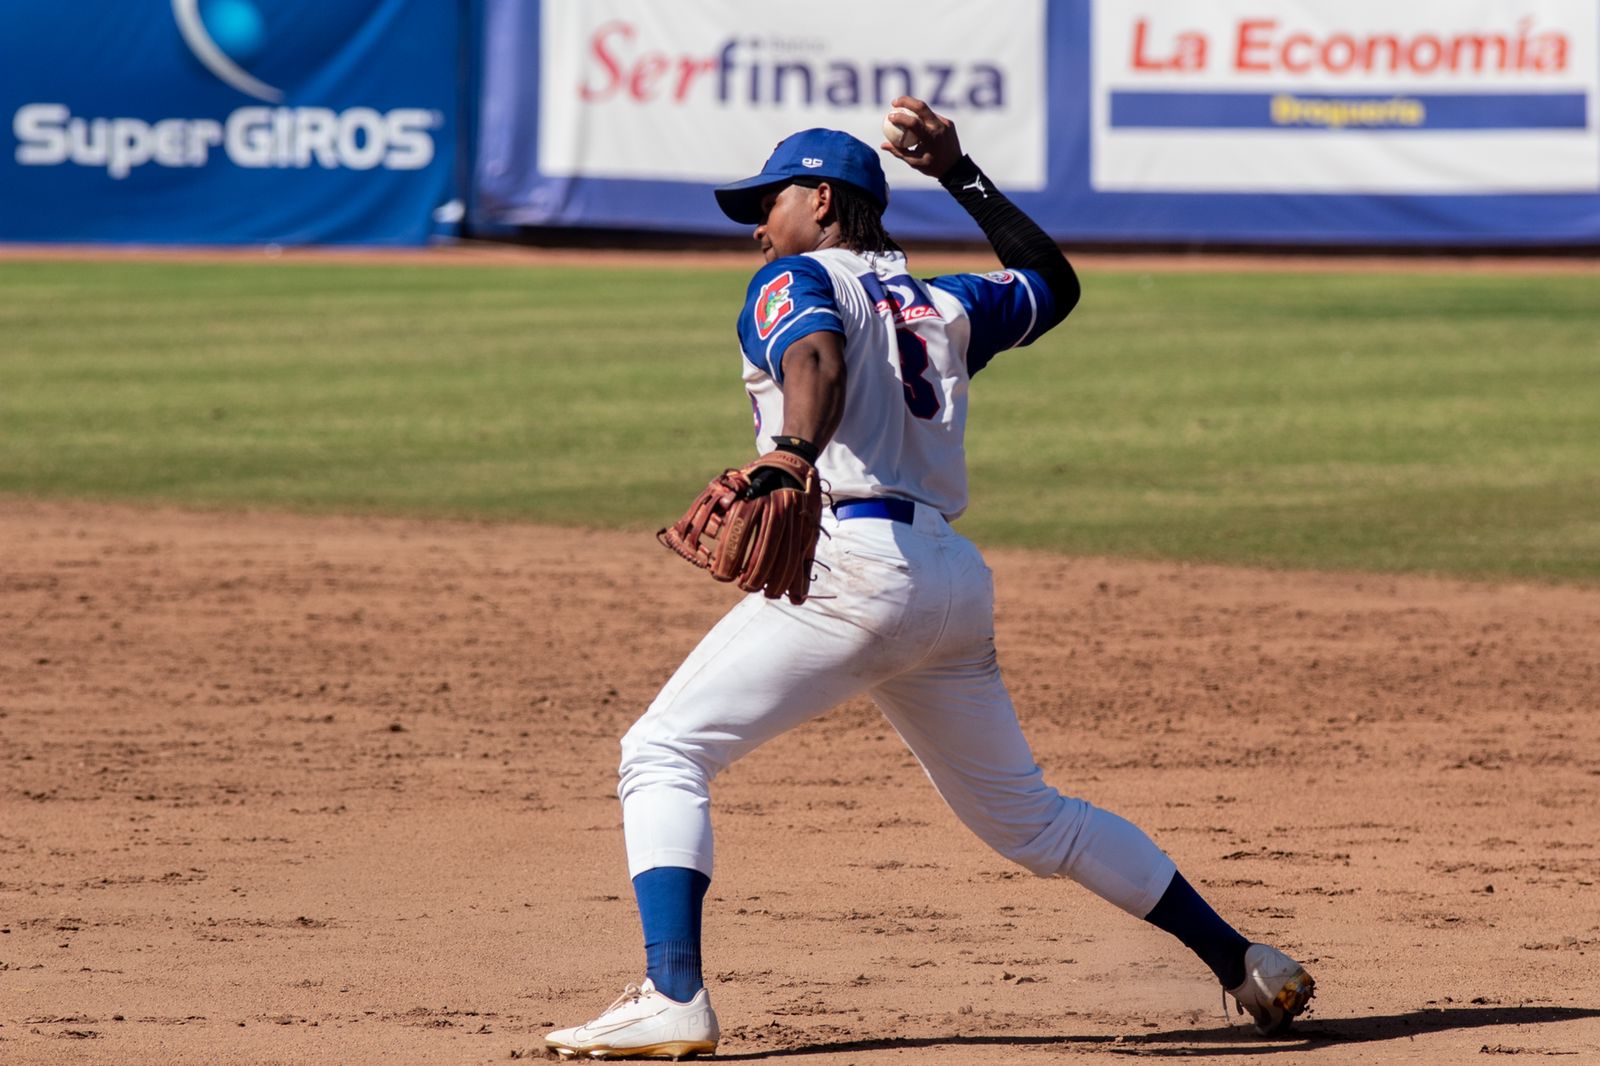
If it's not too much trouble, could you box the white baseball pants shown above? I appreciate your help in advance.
[619,505,1176,919]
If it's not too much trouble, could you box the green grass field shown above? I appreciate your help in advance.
[2,257,1595,581]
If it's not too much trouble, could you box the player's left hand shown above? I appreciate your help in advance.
[881,96,963,180]
[657,451,825,605]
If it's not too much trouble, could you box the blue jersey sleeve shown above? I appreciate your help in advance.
[926,268,1056,376]
[736,256,843,384]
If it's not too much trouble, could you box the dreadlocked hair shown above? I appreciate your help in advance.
[792,178,902,255]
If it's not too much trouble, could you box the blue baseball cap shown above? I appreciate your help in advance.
[715,128,889,225]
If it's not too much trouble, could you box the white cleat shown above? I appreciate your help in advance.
[544,978,719,1060]
[1226,943,1315,1035]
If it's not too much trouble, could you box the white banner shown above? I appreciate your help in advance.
[538,0,1047,193]
[1090,0,1600,194]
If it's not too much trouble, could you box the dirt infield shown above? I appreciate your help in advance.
[3,501,1598,1064]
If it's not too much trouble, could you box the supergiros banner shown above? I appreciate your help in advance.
[476,0,1600,246]
[1,0,458,245]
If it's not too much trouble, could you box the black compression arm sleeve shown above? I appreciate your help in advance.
[940,155,1080,328]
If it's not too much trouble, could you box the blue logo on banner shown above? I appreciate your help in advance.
[1109,91,1589,131]
[172,0,283,101]
[3,0,458,244]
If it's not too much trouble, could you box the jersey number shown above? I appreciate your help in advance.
[861,272,943,420]
[895,329,939,420]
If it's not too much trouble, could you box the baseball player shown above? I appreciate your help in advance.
[546,97,1314,1060]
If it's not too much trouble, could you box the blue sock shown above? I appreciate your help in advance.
[1143,871,1250,989]
[631,866,710,1003]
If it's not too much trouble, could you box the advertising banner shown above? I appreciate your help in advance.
[476,0,1047,232]
[537,1,1044,190]
[1,0,459,245]
[475,0,1600,247]
[1092,0,1598,194]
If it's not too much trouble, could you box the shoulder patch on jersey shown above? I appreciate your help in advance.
[982,270,1015,283]
[755,270,796,341]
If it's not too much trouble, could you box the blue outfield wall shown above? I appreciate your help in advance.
[471,0,1600,247]
[4,1,1598,247]
[1,0,459,245]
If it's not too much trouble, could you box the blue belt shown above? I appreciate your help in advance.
[832,497,915,523]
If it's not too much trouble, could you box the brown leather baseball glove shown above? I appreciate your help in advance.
[657,449,824,605]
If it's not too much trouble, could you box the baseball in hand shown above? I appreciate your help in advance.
[882,106,920,150]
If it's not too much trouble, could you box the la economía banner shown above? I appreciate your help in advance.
[477,0,1600,247]
[1,0,458,245]
[1093,0,1599,194]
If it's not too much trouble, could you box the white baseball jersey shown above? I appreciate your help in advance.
[736,248,1058,520]
[629,244,1177,920]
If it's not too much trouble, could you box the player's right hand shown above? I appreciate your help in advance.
[881,96,963,180]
